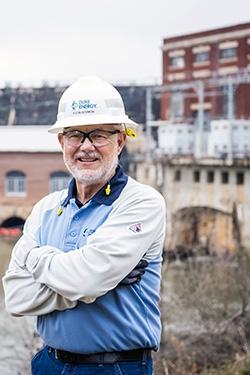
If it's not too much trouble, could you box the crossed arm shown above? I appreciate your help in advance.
[3,233,148,316]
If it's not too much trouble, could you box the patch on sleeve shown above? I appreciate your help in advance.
[129,223,143,233]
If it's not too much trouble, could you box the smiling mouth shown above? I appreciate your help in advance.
[77,157,99,162]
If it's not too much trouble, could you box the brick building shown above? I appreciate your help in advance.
[161,22,250,123]
[0,126,70,227]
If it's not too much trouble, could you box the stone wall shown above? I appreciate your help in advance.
[132,158,250,252]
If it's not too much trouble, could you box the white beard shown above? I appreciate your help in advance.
[63,152,119,186]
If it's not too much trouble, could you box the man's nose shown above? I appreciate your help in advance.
[79,136,95,150]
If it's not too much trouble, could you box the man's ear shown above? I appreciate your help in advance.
[57,133,64,149]
[117,132,126,155]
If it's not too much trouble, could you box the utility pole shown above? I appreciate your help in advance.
[194,80,204,159]
[227,77,234,164]
[227,78,234,120]
[145,87,153,162]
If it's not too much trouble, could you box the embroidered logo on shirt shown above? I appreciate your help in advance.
[82,228,96,237]
[129,223,142,233]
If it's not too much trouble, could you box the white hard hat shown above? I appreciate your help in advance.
[48,76,138,137]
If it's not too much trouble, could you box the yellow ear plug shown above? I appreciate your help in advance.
[105,183,111,196]
[125,128,137,138]
[57,207,63,216]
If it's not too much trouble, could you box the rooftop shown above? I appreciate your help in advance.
[0,125,61,152]
[163,21,250,43]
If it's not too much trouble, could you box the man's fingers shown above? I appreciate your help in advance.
[118,259,148,286]
[120,276,141,285]
[136,259,148,268]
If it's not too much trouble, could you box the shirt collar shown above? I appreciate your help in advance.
[61,165,128,207]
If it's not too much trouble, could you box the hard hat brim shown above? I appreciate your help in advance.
[48,115,138,134]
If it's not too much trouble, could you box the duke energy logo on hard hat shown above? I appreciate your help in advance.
[71,99,97,114]
[72,101,78,111]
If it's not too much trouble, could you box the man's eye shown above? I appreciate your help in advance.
[67,132,81,139]
[92,133,107,140]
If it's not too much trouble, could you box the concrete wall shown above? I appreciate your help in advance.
[132,158,250,252]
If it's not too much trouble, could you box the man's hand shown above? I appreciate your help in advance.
[118,259,148,286]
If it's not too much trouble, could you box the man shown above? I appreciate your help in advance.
[3,76,166,375]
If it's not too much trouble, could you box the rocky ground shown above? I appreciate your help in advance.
[0,304,41,375]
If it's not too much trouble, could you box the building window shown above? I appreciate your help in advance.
[207,171,214,183]
[236,172,244,185]
[193,170,200,183]
[50,171,71,193]
[5,170,26,196]
[171,92,184,118]
[194,51,209,62]
[221,171,229,184]
[174,169,181,182]
[220,47,237,59]
[170,56,185,68]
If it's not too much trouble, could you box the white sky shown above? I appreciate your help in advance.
[0,0,249,86]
